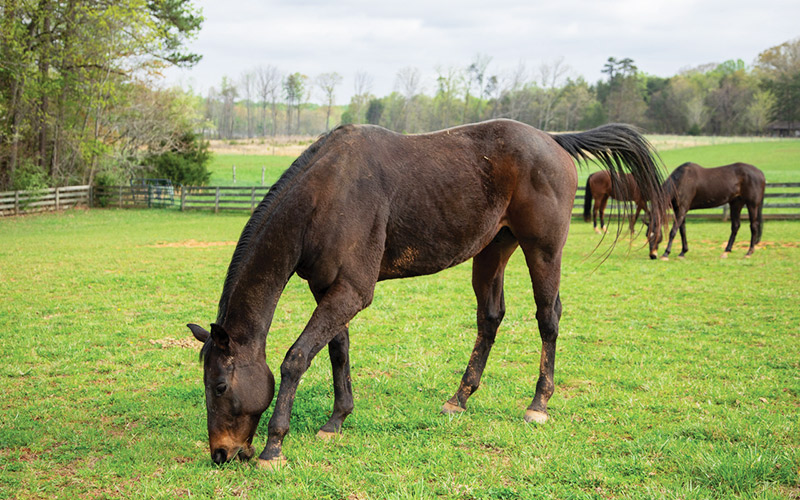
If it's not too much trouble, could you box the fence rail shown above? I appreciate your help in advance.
[2,183,800,219]
[0,185,91,215]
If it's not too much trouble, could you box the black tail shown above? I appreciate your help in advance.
[583,176,593,222]
[552,124,667,232]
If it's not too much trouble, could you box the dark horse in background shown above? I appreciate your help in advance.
[583,170,649,234]
[648,162,765,260]
[187,119,666,469]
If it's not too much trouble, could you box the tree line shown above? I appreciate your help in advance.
[204,38,800,141]
[1,0,798,193]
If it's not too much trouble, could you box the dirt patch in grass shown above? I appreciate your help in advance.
[150,239,236,248]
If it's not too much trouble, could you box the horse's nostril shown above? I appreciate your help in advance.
[212,448,228,465]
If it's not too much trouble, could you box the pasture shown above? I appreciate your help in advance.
[1,206,798,498]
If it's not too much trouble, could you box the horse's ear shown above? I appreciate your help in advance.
[210,323,230,351]
[188,323,210,343]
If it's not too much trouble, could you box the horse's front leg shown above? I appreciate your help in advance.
[520,243,563,424]
[317,329,353,438]
[309,286,355,438]
[259,279,373,469]
[443,231,517,414]
[661,212,684,260]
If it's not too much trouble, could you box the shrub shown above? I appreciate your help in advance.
[148,131,212,186]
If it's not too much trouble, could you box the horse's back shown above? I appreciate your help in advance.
[291,120,576,282]
[670,162,765,210]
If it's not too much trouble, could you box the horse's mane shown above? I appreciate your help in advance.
[213,129,336,326]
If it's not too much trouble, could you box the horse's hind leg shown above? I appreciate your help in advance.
[722,201,744,258]
[520,242,563,424]
[744,201,761,257]
[443,230,518,414]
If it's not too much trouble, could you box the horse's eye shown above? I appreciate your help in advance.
[215,383,227,397]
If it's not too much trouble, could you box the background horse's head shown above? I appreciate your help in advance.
[188,323,274,464]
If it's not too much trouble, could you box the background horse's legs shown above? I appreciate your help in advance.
[662,210,685,260]
[745,201,761,256]
[597,195,609,233]
[723,201,744,257]
[443,231,517,413]
[259,278,374,466]
[519,243,563,424]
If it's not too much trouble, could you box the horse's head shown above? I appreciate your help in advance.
[188,323,274,464]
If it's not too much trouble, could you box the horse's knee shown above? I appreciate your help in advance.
[536,309,559,343]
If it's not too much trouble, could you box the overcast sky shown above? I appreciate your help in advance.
[163,0,800,105]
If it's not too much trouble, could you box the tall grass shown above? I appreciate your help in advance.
[1,208,798,499]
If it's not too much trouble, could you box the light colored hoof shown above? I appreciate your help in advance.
[524,409,549,424]
[441,401,465,414]
[677,255,685,260]
[660,256,669,261]
[256,456,287,471]
[316,429,337,440]
[594,227,602,234]
[720,252,730,259]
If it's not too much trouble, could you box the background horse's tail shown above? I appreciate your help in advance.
[551,124,667,232]
[583,176,593,222]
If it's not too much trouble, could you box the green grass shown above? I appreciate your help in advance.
[1,207,798,499]
[207,155,296,186]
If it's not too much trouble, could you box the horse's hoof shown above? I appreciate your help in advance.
[257,456,287,471]
[649,253,657,260]
[441,401,465,414]
[316,430,338,440]
[720,252,730,259]
[524,409,549,424]
[660,256,669,261]
[677,255,685,260]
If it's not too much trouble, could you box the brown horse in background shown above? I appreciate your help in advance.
[583,171,649,233]
[187,119,666,469]
[648,162,765,259]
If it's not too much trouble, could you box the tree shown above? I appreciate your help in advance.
[756,37,800,133]
[256,65,281,137]
[0,0,204,189]
[283,72,307,134]
[316,72,342,132]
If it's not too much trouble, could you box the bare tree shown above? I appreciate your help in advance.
[464,54,492,122]
[394,66,421,131]
[240,71,256,138]
[537,57,571,130]
[316,72,343,132]
[350,71,374,124]
[256,65,281,137]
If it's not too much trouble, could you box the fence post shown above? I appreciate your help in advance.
[214,187,220,213]
[261,166,265,186]
[250,187,256,213]
[55,187,60,211]
[722,204,729,221]
[232,165,236,184]
[14,190,19,215]
[181,186,187,211]
[89,186,94,208]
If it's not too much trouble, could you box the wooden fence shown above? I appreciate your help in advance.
[2,183,800,219]
[0,185,91,215]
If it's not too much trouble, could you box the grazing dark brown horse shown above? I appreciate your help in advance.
[187,119,665,469]
[647,162,765,260]
[583,170,649,233]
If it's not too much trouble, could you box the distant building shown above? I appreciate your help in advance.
[768,121,800,137]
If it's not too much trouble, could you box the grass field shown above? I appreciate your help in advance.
[1,206,798,498]
[206,137,800,186]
